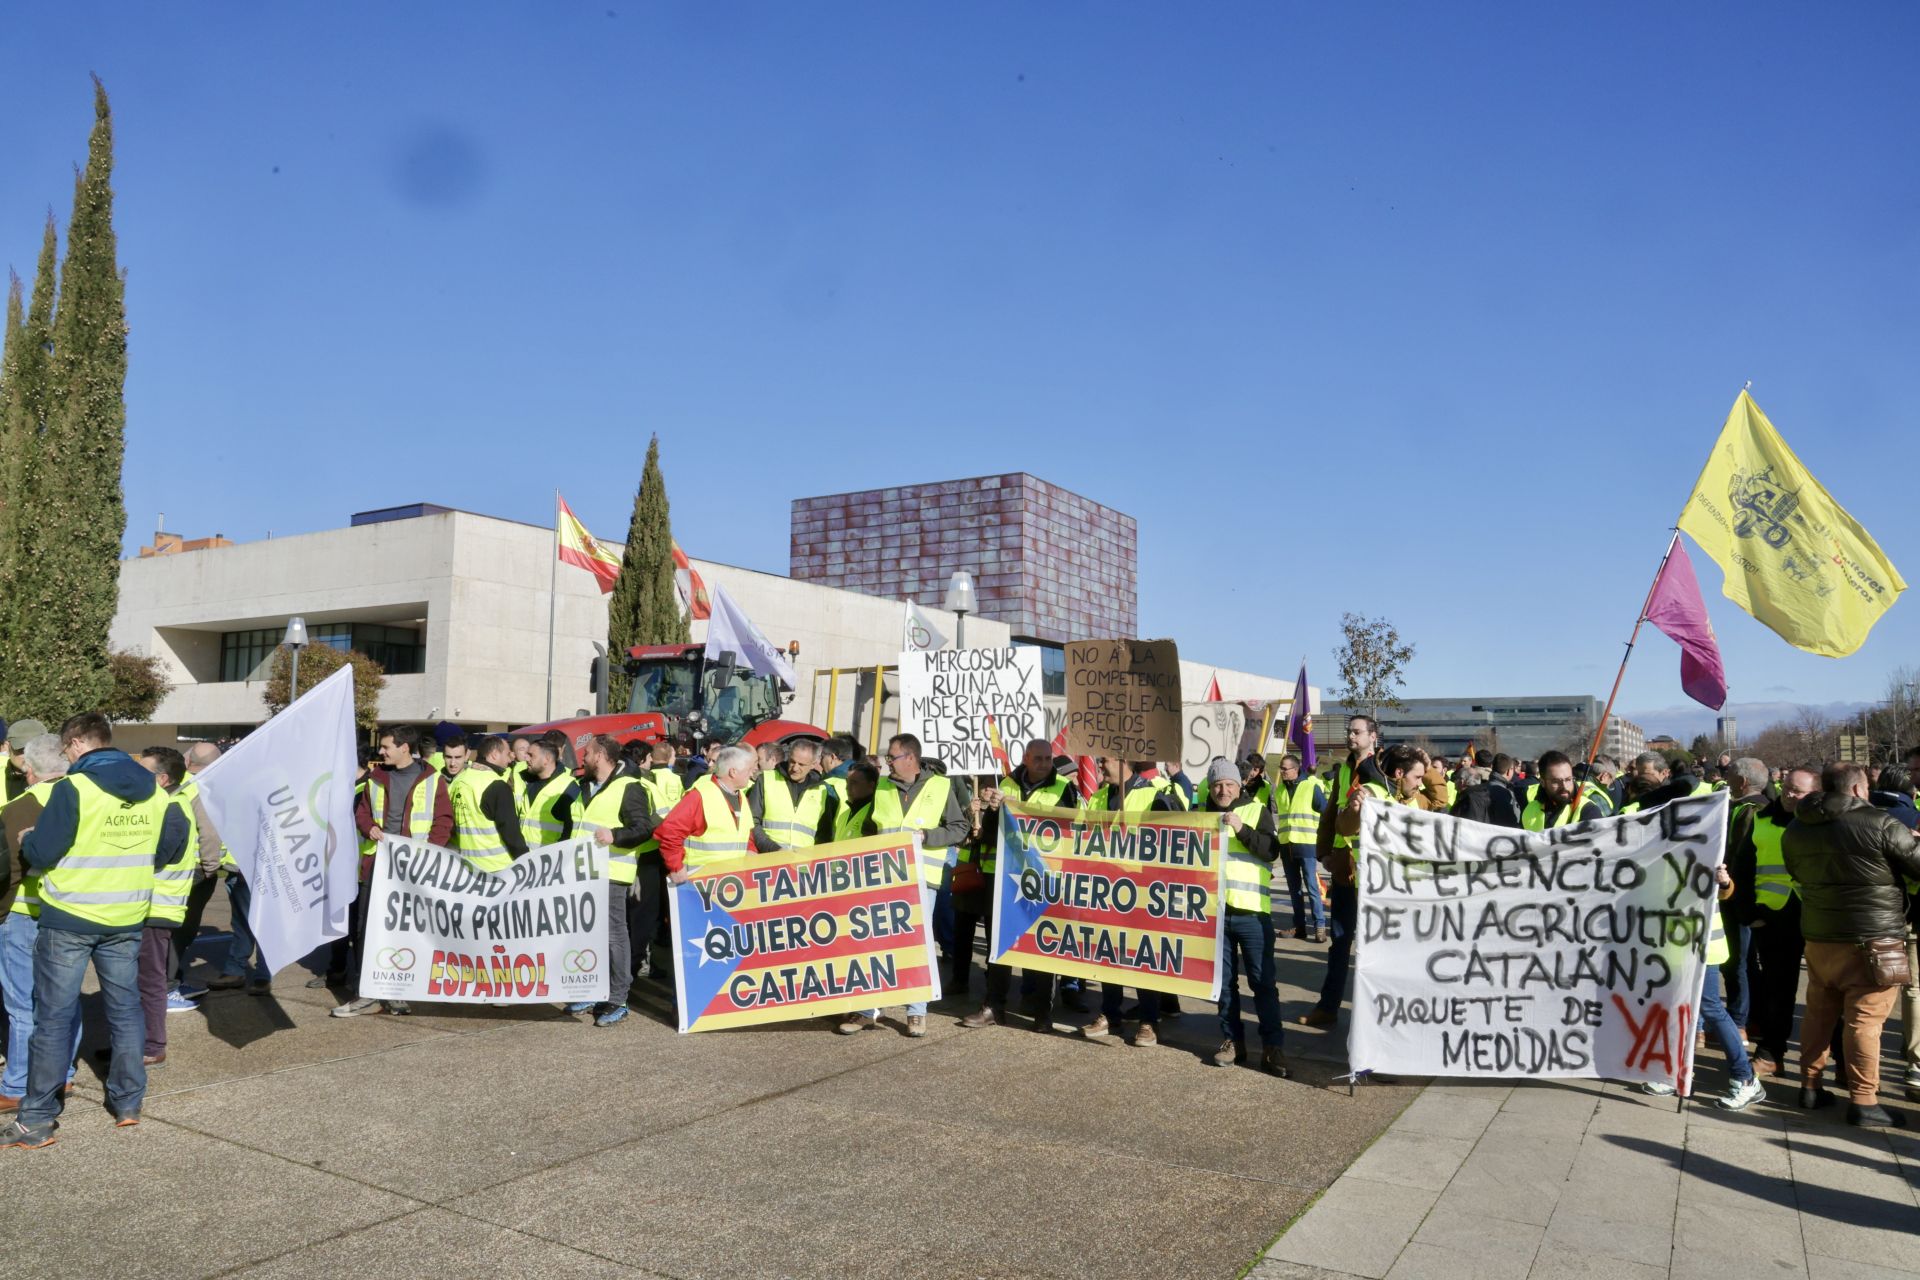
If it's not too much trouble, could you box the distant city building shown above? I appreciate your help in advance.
[1605,716,1646,762]
[1318,695,1602,763]
[1646,735,1681,754]
[1716,713,1738,747]
[790,473,1137,647]
[139,528,233,557]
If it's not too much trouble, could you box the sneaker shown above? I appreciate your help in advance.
[960,1007,1003,1029]
[1080,1014,1111,1039]
[175,981,208,999]
[1297,1007,1338,1028]
[205,973,244,990]
[1311,928,1329,943]
[835,1014,876,1036]
[564,1001,596,1014]
[1261,1047,1292,1078]
[305,974,346,989]
[142,1052,166,1066]
[1211,1038,1244,1068]
[386,1000,410,1016]
[247,979,272,996]
[331,997,381,1018]
[165,991,199,1014]
[1133,1022,1158,1047]
[1639,1081,1676,1096]
[0,1120,55,1149]
[593,1004,629,1027]
[1717,1076,1764,1111]
[905,1015,927,1038]
[1847,1101,1907,1129]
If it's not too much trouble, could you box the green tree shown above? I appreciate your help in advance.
[605,435,689,712]
[0,217,61,714]
[1331,612,1416,717]
[103,649,171,723]
[11,81,126,722]
[263,645,387,731]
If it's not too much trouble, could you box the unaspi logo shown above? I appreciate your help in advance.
[368,946,416,984]
[558,947,602,990]
[261,769,345,913]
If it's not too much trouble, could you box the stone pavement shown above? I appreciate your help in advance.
[1252,1070,1920,1280]
[0,908,1416,1280]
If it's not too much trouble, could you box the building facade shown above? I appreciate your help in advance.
[1318,695,1604,763]
[790,473,1138,646]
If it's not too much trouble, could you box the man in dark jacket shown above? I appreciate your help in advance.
[1783,762,1920,1127]
[1869,765,1920,1095]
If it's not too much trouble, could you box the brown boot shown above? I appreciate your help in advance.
[1212,1038,1245,1067]
[835,1014,876,1036]
[1133,1022,1159,1047]
[1262,1047,1292,1078]
[1298,1007,1338,1028]
[960,1006,1003,1029]
[1081,1014,1111,1039]
[1311,928,1328,943]
[0,1096,18,1114]
[906,1015,927,1038]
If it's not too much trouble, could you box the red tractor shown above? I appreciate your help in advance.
[518,643,826,751]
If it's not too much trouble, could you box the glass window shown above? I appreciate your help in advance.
[1032,643,1065,697]
[219,622,425,680]
[351,623,424,675]
[219,628,282,682]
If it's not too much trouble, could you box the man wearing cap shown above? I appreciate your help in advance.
[1202,758,1290,1075]
[3,719,47,803]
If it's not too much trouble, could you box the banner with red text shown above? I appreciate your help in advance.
[1350,792,1729,1092]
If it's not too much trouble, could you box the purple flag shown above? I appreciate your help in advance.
[1284,662,1317,769]
[1646,540,1729,710]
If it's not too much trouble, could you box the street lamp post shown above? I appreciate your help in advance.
[284,616,309,708]
[943,570,977,649]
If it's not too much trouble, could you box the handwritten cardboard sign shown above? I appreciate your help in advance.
[1064,640,1183,763]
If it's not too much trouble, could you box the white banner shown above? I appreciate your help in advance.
[192,664,359,975]
[706,581,798,689]
[1180,702,1247,777]
[1350,792,1728,1090]
[899,646,1044,775]
[903,598,949,653]
[358,836,610,1004]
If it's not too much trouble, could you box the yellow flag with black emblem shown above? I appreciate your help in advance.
[1678,391,1904,657]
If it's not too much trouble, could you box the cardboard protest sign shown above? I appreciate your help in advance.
[358,836,609,1005]
[989,799,1225,1000]
[1350,792,1730,1092]
[1180,702,1247,776]
[670,833,941,1032]
[1064,639,1183,762]
[899,646,1045,775]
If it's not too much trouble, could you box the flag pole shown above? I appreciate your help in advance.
[1580,529,1682,773]
[545,489,559,721]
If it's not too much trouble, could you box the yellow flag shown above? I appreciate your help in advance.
[1678,391,1904,657]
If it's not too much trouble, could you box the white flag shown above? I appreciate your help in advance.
[903,598,948,652]
[192,664,360,974]
[705,582,798,689]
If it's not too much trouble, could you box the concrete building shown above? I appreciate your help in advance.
[109,501,1300,752]
[1605,716,1647,762]
[1318,695,1604,762]
[791,473,1137,646]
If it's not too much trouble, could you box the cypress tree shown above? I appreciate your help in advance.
[14,79,127,721]
[0,216,61,714]
[605,435,690,711]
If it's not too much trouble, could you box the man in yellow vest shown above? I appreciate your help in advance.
[1078,755,1186,1046]
[1201,759,1290,1076]
[1520,751,1608,830]
[0,733,83,1113]
[333,725,453,1018]
[960,739,1082,1032]
[1272,753,1328,942]
[1300,715,1386,1030]
[167,740,229,1001]
[839,734,969,1039]
[751,739,829,851]
[575,734,671,1026]
[520,737,580,848]
[2,714,188,1147]
[134,747,198,1067]
[1745,765,1817,1077]
[448,735,526,873]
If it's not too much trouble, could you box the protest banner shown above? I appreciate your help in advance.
[1064,639,1183,761]
[192,664,360,974]
[990,799,1225,1000]
[670,833,941,1032]
[899,645,1045,775]
[1350,792,1729,1091]
[1180,701,1247,776]
[358,835,609,1005]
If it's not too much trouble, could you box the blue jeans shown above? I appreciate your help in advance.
[1698,963,1752,1085]
[221,874,269,980]
[1316,883,1359,1013]
[1719,923,1751,1030]
[1219,910,1285,1048]
[21,926,146,1132]
[1282,850,1326,932]
[0,912,81,1097]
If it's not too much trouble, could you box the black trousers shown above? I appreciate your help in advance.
[169,871,222,986]
[1748,898,1804,1062]
[625,853,667,976]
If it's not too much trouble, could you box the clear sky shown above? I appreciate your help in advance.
[3,4,1915,736]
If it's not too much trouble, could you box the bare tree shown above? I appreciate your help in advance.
[1332,613,1415,718]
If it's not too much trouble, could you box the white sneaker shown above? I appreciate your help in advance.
[331,997,379,1018]
[1639,1081,1676,1096]
[1717,1076,1764,1111]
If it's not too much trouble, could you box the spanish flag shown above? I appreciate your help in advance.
[984,713,1013,777]
[557,494,621,594]
[1678,391,1904,657]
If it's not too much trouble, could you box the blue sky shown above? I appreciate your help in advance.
[3,4,1915,736]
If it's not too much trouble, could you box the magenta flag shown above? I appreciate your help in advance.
[1646,540,1729,710]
